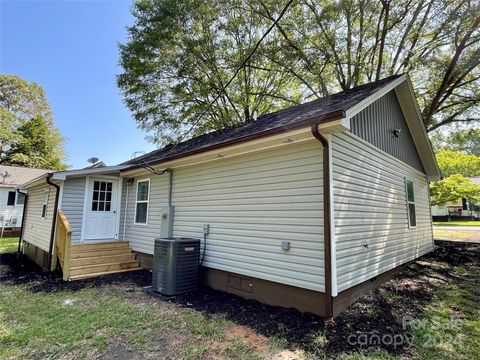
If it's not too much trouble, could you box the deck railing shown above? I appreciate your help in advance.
[55,209,72,280]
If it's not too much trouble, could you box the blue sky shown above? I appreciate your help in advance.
[0,0,156,169]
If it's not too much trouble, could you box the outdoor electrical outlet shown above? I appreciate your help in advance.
[203,224,210,235]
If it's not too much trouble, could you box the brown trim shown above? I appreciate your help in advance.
[123,110,345,171]
[46,174,60,270]
[16,189,28,253]
[310,124,333,319]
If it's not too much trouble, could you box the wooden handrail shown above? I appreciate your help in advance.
[55,209,72,280]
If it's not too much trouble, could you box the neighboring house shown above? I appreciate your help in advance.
[431,177,480,220]
[0,165,51,237]
[19,74,440,317]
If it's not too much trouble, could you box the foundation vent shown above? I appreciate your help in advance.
[152,237,200,296]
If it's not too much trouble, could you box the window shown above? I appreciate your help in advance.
[7,191,15,206]
[406,179,416,228]
[41,191,49,218]
[91,181,112,212]
[134,179,150,224]
[16,193,26,205]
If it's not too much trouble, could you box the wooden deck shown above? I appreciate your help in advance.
[54,210,141,281]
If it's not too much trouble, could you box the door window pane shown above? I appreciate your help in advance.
[91,181,113,212]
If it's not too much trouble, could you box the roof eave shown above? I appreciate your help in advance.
[122,109,346,171]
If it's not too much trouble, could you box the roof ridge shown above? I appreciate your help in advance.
[121,74,405,168]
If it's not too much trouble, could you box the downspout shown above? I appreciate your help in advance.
[46,174,60,270]
[16,189,28,254]
[311,124,334,319]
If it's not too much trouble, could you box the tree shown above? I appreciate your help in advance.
[118,0,480,144]
[0,74,66,169]
[3,116,66,170]
[436,150,480,178]
[430,174,480,206]
[435,129,480,156]
[118,0,299,143]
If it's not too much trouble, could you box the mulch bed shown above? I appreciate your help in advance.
[1,240,478,358]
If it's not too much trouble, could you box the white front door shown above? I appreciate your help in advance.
[84,178,118,241]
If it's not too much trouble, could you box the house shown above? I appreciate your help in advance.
[431,177,480,221]
[0,165,51,237]
[18,74,440,317]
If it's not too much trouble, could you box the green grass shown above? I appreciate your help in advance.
[410,268,480,360]
[0,282,234,359]
[0,237,18,254]
[1,243,479,359]
[433,221,480,226]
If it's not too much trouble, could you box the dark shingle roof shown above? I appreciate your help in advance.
[123,75,403,168]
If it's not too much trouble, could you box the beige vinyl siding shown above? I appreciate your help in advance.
[60,177,86,243]
[172,140,325,292]
[120,174,169,254]
[22,183,57,252]
[332,132,433,292]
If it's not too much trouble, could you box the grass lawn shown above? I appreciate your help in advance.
[0,238,18,254]
[433,229,480,242]
[433,221,480,226]
[0,241,479,359]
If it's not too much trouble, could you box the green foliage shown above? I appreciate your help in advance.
[118,0,480,144]
[430,174,480,206]
[118,0,300,143]
[433,129,480,156]
[436,151,480,178]
[3,116,67,170]
[0,74,66,170]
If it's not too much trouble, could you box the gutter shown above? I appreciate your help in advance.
[311,124,334,319]
[46,174,60,271]
[16,189,28,254]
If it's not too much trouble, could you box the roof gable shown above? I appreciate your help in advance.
[350,90,425,173]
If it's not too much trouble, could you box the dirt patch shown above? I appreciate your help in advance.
[2,240,479,359]
[226,324,269,352]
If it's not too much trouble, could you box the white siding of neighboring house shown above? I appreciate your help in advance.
[332,132,434,293]
[60,177,86,243]
[0,187,25,228]
[119,173,170,254]
[171,140,325,292]
[22,183,57,252]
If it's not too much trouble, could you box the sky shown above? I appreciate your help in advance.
[0,0,156,169]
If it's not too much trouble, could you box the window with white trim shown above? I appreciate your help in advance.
[406,179,416,228]
[134,179,150,224]
[41,191,49,218]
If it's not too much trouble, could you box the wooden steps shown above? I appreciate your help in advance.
[65,241,141,281]
[69,268,143,281]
